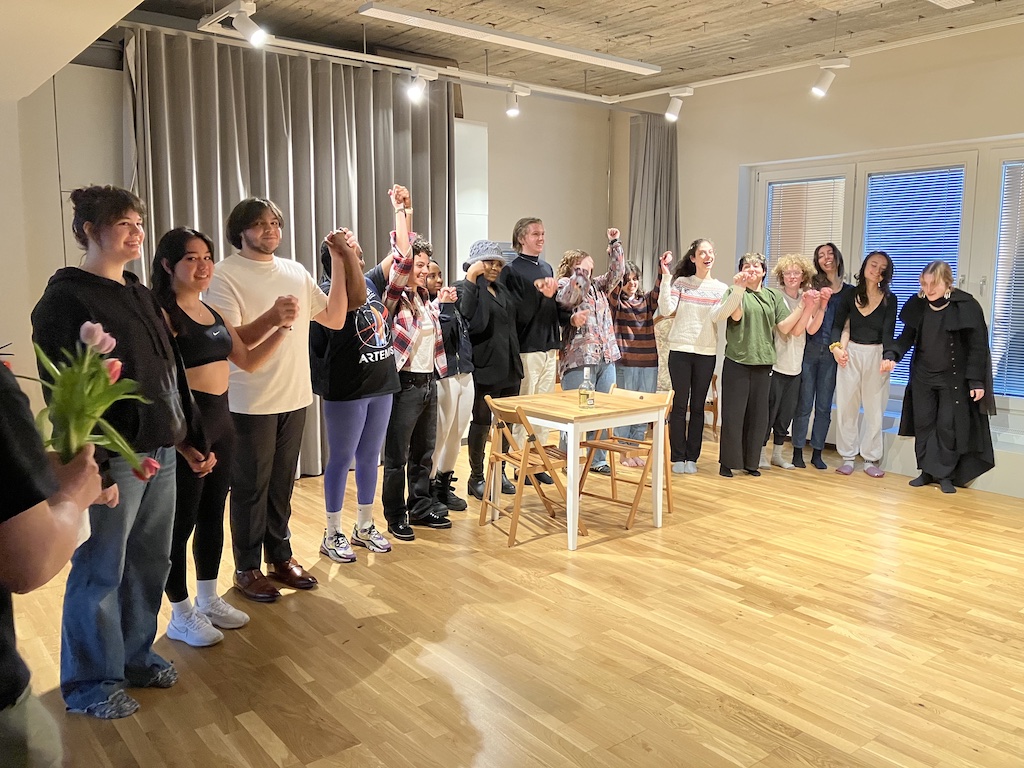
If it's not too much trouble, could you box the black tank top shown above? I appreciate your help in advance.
[174,302,233,369]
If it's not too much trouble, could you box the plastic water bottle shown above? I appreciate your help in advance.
[579,366,595,409]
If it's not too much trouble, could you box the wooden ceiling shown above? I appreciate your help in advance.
[137,0,1024,96]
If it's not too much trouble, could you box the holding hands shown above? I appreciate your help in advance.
[819,286,833,304]
[801,290,819,309]
[271,295,300,328]
[437,286,458,303]
[535,276,558,297]
[389,184,411,212]
[880,359,896,374]
[832,346,849,368]
[325,227,361,261]
[659,251,673,273]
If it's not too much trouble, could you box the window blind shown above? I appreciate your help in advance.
[862,167,965,386]
[764,177,845,278]
[992,161,1024,397]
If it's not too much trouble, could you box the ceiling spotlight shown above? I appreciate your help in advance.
[810,57,850,98]
[230,7,269,47]
[664,87,693,122]
[407,75,427,102]
[506,92,520,117]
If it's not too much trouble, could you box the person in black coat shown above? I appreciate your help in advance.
[884,260,995,493]
[458,240,556,499]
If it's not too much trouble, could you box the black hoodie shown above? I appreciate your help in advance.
[31,268,190,459]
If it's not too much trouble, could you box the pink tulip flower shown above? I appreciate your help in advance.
[104,358,123,384]
[132,457,161,482]
[79,321,116,355]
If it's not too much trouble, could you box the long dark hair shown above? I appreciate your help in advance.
[812,242,844,289]
[151,227,216,331]
[854,250,894,308]
[673,238,712,279]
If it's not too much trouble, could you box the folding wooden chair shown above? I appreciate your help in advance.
[579,388,674,529]
[479,395,585,546]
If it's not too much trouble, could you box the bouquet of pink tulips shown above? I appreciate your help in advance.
[32,321,160,481]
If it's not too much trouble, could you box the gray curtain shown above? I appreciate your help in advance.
[627,115,680,289]
[124,26,454,474]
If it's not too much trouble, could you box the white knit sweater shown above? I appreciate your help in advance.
[658,275,741,356]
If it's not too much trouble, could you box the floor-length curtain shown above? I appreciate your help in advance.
[124,26,454,474]
[627,115,680,289]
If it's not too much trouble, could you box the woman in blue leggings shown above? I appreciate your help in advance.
[311,222,401,563]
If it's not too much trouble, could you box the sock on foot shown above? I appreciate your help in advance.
[195,579,218,603]
[326,511,343,537]
[909,472,933,488]
[939,478,956,494]
[792,448,806,468]
[356,503,374,530]
[170,598,193,620]
[810,449,827,470]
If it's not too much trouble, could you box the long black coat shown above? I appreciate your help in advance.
[457,274,527,387]
[888,289,996,485]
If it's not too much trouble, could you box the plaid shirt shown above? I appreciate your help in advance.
[381,234,448,376]
[555,239,625,377]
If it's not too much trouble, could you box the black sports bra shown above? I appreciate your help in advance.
[174,302,233,369]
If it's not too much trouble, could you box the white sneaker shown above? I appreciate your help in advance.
[197,595,250,629]
[167,609,224,647]
[351,524,392,553]
[321,530,357,563]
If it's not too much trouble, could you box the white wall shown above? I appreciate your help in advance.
[460,86,614,267]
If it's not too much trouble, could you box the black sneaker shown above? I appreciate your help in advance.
[387,522,416,541]
[409,511,453,529]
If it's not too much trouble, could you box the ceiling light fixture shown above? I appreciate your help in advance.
[810,57,850,98]
[664,87,693,122]
[198,1,271,48]
[357,1,661,76]
[506,92,519,117]
[406,66,438,103]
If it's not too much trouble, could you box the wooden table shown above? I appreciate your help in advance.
[487,388,668,550]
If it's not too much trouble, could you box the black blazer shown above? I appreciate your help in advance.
[457,274,524,387]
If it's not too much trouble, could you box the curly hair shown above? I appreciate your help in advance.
[771,254,815,289]
[738,252,768,283]
[556,249,589,278]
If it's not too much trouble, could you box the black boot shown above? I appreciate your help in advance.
[500,462,516,495]
[434,470,468,511]
[466,424,488,500]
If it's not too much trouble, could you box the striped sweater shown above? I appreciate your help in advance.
[657,275,742,356]
[610,273,662,367]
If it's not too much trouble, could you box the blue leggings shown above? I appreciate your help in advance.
[323,394,393,512]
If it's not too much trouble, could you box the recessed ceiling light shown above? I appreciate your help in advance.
[357,2,661,76]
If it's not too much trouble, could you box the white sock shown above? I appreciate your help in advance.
[170,598,193,619]
[326,511,343,536]
[356,503,374,531]
[195,579,218,604]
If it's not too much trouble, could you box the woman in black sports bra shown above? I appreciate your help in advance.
[151,227,294,647]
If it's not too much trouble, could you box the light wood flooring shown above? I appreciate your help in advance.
[15,438,1024,768]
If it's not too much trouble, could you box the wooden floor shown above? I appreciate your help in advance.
[15,437,1024,768]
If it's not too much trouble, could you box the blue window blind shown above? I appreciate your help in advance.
[992,161,1024,397]
[863,167,965,386]
[765,178,845,278]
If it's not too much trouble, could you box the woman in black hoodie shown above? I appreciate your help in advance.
[31,186,212,720]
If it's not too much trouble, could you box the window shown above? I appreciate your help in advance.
[764,177,845,275]
[992,161,1024,397]
[862,166,966,385]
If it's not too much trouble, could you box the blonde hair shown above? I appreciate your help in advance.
[772,254,815,289]
[920,260,954,293]
[557,249,589,278]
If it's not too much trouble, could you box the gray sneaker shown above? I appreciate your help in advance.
[351,524,392,553]
[68,689,140,720]
[320,530,357,563]
[683,461,698,474]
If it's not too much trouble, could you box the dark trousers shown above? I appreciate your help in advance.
[667,351,717,462]
[166,391,234,602]
[229,408,306,571]
[764,370,801,446]
[383,376,437,525]
[719,358,772,470]
[911,372,958,480]
[792,342,838,450]
[471,380,522,428]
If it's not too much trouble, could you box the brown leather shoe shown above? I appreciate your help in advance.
[233,569,280,603]
[268,558,318,590]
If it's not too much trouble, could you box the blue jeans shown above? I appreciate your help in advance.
[61,446,176,710]
[791,341,838,451]
[561,363,616,466]
[613,364,659,441]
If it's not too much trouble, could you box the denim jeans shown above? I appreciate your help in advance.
[61,446,176,710]
[791,341,838,451]
[383,378,437,525]
[560,362,616,466]
[613,364,659,441]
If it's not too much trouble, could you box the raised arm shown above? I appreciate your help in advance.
[593,229,626,294]
[709,273,747,323]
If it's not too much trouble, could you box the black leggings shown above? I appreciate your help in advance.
[667,351,716,462]
[165,390,234,603]
[471,380,523,427]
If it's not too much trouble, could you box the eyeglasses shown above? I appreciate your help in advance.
[782,271,803,278]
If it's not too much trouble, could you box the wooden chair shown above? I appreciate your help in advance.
[579,388,674,529]
[479,395,585,547]
[704,373,719,439]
